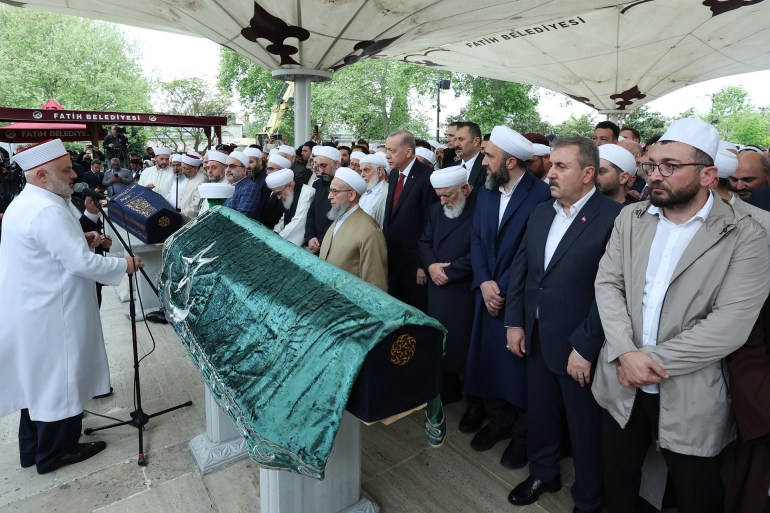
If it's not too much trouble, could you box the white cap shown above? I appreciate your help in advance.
[228,151,249,167]
[268,154,291,169]
[531,143,551,156]
[171,154,183,162]
[490,126,534,161]
[659,118,720,161]
[265,168,294,189]
[207,150,228,165]
[335,167,367,195]
[416,147,436,165]
[599,144,637,176]
[243,147,264,159]
[198,182,235,199]
[719,140,739,154]
[350,150,367,161]
[360,152,390,172]
[155,147,172,156]
[437,144,447,150]
[429,165,467,188]
[13,139,68,171]
[715,149,739,179]
[313,145,341,162]
[278,144,296,157]
[427,139,440,149]
[181,153,203,167]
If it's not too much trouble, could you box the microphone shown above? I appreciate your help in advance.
[73,183,109,201]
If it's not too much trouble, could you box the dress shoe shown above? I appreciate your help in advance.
[93,386,114,399]
[500,436,527,469]
[145,310,168,324]
[37,441,107,475]
[507,474,562,505]
[458,402,486,433]
[20,456,36,468]
[470,425,511,451]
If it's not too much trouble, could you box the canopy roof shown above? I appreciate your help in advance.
[10,0,770,111]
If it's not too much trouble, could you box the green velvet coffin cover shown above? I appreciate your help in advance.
[158,207,445,479]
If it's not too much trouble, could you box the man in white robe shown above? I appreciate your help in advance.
[265,168,315,246]
[358,153,389,228]
[0,139,143,474]
[138,147,175,198]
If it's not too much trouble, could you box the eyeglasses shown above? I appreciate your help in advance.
[225,163,244,169]
[328,188,352,195]
[639,161,710,177]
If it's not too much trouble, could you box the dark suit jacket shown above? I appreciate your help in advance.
[79,212,108,257]
[746,186,770,211]
[504,189,622,374]
[304,179,332,245]
[464,152,486,190]
[383,158,436,275]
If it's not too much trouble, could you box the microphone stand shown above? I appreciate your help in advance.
[84,201,192,466]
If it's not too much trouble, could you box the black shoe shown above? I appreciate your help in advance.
[507,475,562,505]
[145,310,168,324]
[458,402,486,433]
[470,425,511,451]
[20,456,36,468]
[93,386,114,399]
[500,437,527,469]
[37,441,107,475]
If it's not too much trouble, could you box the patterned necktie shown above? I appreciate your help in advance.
[391,172,405,211]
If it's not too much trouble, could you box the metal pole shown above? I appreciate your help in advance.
[436,72,441,141]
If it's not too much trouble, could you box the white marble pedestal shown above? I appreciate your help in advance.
[189,388,250,474]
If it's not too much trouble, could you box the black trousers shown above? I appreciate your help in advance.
[602,391,724,513]
[19,409,82,473]
[527,328,602,512]
[388,268,428,313]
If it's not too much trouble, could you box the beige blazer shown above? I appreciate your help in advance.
[592,194,770,456]
[319,207,388,292]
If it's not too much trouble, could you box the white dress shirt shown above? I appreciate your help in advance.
[359,180,385,217]
[498,174,525,227]
[640,192,714,394]
[544,188,596,269]
[462,151,480,181]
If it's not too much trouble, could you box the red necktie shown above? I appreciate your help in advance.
[391,172,405,211]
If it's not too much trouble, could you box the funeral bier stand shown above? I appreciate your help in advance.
[159,207,445,513]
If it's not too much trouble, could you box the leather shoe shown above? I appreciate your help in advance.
[458,402,486,433]
[508,474,561,505]
[145,310,168,324]
[500,437,527,469]
[470,425,510,451]
[37,441,107,475]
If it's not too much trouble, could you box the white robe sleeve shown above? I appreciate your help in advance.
[278,186,315,246]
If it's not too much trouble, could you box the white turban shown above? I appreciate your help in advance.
[13,139,68,171]
[350,150,367,162]
[265,168,294,189]
[313,145,341,162]
[207,150,228,165]
[198,182,235,199]
[181,153,203,167]
[360,152,390,172]
[531,143,551,157]
[278,144,296,157]
[599,144,637,176]
[429,165,467,188]
[228,151,249,167]
[715,149,739,179]
[416,147,437,165]
[490,126,534,161]
[268,154,291,169]
[660,118,720,161]
[243,147,264,159]
[335,167,367,195]
[171,154,183,163]
[155,147,172,156]
[427,139,440,149]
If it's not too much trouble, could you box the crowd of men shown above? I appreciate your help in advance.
[1,115,770,513]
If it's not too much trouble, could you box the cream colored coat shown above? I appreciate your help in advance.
[592,195,770,456]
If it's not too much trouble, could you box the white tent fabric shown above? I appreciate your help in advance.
[11,0,770,111]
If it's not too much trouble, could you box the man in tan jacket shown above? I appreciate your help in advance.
[592,118,770,513]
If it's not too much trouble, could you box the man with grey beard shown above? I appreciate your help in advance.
[359,152,390,227]
[304,145,340,254]
[419,166,477,407]
[265,168,315,246]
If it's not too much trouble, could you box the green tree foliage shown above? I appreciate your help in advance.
[552,114,597,138]
[619,106,670,143]
[0,6,151,112]
[151,78,231,152]
[703,86,769,146]
[451,76,540,134]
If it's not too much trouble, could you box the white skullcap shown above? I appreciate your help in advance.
[181,153,203,167]
[350,150,367,161]
[313,145,341,162]
[171,154,183,163]
[659,118,720,161]
[265,168,294,189]
[427,139,440,149]
[268,153,291,169]
[437,144,446,150]
[430,165,467,188]
[155,147,172,156]
[715,149,739,179]
[719,140,739,154]
[335,167,367,195]
[228,150,249,167]
[207,150,228,165]
[531,143,551,157]
[599,144,637,176]
[13,139,68,171]
[416,147,436,165]
[360,152,390,172]
[278,144,296,156]
[198,182,235,199]
[243,147,264,159]
[490,126,533,161]
[269,148,279,156]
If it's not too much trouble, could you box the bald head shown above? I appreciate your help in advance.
[729,151,770,200]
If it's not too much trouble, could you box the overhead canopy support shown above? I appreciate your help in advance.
[271,69,331,146]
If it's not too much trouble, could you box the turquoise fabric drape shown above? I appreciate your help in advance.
[159,207,445,478]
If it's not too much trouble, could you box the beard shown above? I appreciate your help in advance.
[47,170,74,198]
[326,197,350,221]
[320,173,333,183]
[484,164,509,190]
[366,174,380,191]
[442,194,467,219]
[649,174,701,209]
[281,190,294,210]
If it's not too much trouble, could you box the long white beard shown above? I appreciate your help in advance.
[281,191,294,210]
[442,194,467,219]
[326,198,350,221]
[366,175,380,191]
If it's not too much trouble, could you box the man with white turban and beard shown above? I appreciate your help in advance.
[304,145,340,254]
[138,147,175,197]
[265,168,315,246]
[358,152,390,227]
